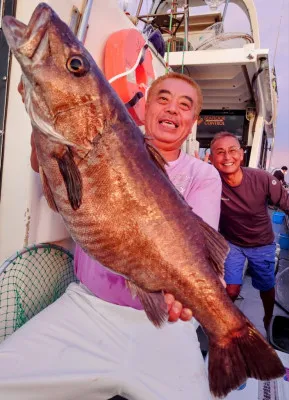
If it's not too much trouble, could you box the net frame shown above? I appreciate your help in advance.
[0,243,76,343]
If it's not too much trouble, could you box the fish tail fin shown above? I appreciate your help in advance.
[208,319,285,398]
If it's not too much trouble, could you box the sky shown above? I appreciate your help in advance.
[256,0,289,172]
[122,0,289,176]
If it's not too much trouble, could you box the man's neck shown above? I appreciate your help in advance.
[159,148,181,162]
[220,167,243,187]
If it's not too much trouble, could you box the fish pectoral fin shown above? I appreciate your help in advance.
[56,148,83,211]
[39,166,59,212]
[126,281,168,328]
[200,218,229,278]
[208,318,285,398]
[144,137,168,176]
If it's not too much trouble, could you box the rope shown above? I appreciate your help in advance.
[108,44,152,107]
[166,0,175,72]
[273,0,285,66]
[108,44,148,84]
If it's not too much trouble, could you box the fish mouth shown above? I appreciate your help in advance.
[2,3,52,59]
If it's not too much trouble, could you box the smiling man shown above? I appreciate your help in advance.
[210,131,289,332]
[145,74,201,160]
[144,72,221,229]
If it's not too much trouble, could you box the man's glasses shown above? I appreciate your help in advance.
[215,147,241,157]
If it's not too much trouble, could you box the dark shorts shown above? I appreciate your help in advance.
[224,242,276,291]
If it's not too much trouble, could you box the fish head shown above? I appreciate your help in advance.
[2,3,116,151]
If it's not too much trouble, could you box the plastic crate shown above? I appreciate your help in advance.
[272,211,286,224]
[279,233,289,250]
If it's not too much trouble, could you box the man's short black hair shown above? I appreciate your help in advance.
[210,131,241,151]
[281,166,288,171]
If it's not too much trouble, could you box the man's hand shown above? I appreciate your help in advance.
[165,276,226,323]
[165,293,193,322]
[194,150,209,163]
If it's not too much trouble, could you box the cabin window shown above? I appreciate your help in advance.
[196,109,249,161]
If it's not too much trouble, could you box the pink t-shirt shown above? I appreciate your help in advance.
[74,151,221,308]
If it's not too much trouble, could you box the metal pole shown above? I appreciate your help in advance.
[171,0,178,52]
[77,0,94,43]
[184,0,189,51]
[222,0,230,22]
[268,137,275,171]
[148,0,155,15]
[136,0,144,17]
[0,0,3,29]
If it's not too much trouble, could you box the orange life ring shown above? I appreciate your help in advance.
[104,29,155,126]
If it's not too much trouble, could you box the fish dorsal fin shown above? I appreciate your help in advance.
[199,218,229,278]
[56,147,83,211]
[144,137,168,175]
[126,281,168,328]
[39,166,59,212]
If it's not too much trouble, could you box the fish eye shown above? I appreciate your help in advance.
[66,55,89,76]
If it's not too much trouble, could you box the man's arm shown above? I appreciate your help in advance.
[268,173,289,215]
[273,170,285,184]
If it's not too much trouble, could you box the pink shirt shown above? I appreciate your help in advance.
[74,151,221,308]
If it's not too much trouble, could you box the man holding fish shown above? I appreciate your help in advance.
[0,4,284,400]
[1,76,221,400]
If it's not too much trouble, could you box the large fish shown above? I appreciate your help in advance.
[2,3,284,397]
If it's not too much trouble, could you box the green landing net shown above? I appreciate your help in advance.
[0,244,76,343]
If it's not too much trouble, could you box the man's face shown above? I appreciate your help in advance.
[145,78,198,152]
[210,136,244,175]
